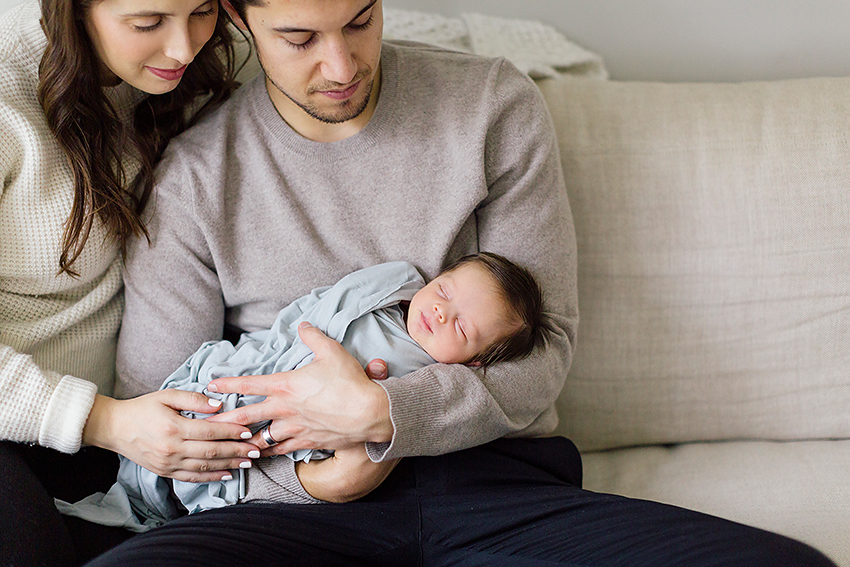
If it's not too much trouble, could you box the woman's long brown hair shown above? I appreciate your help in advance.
[37,1,239,276]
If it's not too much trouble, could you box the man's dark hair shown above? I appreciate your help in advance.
[441,252,552,367]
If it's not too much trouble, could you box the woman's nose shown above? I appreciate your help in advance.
[163,24,194,65]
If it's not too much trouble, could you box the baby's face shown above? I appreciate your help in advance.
[407,263,519,364]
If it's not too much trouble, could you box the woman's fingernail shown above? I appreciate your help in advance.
[207,383,219,393]
[241,431,252,439]
[248,450,260,459]
[299,321,312,329]
[239,461,252,469]
[208,398,222,408]
[222,474,233,481]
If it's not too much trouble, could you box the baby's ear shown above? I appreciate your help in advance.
[467,361,482,367]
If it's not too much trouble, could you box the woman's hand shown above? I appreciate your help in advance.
[296,444,400,503]
[83,392,259,483]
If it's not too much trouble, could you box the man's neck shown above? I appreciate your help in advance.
[268,65,383,143]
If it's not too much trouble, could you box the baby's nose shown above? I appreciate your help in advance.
[433,304,446,322]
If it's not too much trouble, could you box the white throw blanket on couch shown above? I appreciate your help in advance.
[383,8,607,80]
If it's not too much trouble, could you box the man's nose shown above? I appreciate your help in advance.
[320,35,358,85]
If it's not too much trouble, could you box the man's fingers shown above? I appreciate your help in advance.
[247,422,328,457]
[260,437,319,458]
[206,399,282,425]
[297,321,344,358]
[207,373,278,396]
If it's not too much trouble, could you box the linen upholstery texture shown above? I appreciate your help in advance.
[536,76,850,566]
[581,440,850,566]
[539,77,850,450]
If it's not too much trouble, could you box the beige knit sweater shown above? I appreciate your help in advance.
[0,1,141,453]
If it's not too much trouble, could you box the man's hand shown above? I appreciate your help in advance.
[296,445,400,503]
[206,322,394,456]
[83,392,259,483]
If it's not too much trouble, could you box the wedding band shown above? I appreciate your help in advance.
[260,424,278,447]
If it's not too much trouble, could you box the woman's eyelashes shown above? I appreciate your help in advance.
[132,6,215,34]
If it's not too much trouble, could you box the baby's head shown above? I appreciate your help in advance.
[406,253,547,366]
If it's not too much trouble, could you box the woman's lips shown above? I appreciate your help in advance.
[147,65,187,81]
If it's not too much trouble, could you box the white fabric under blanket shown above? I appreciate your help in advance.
[383,8,607,80]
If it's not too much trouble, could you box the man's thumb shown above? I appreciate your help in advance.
[366,359,388,380]
[297,321,334,355]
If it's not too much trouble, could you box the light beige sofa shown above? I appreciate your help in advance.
[537,76,850,566]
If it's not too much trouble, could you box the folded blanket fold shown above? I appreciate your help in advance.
[383,8,607,79]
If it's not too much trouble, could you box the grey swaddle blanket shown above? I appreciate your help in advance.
[56,261,436,532]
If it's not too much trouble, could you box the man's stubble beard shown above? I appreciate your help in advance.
[258,53,374,125]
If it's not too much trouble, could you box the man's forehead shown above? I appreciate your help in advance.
[252,0,378,28]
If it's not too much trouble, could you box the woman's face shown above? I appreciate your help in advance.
[84,0,219,94]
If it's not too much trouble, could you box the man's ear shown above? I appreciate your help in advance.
[220,0,249,32]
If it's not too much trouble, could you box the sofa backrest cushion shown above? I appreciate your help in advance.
[537,77,850,451]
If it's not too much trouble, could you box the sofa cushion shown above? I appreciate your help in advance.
[537,77,850,451]
[581,440,850,566]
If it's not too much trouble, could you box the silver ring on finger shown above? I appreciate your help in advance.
[260,424,278,447]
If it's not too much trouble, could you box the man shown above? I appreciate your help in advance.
[116,0,576,499]
[98,0,835,565]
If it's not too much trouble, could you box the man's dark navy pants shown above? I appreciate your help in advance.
[83,436,834,567]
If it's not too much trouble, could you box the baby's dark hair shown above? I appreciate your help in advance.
[441,252,550,367]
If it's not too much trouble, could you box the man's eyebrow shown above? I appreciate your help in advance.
[273,0,377,33]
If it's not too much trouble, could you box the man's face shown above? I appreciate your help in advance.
[225,0,384,140]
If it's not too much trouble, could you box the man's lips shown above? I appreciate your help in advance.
[318,80,361,100]
[147,65,187,81]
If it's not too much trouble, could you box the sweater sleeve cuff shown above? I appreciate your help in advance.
[38,376,97,454]
[366,369,444,461]
[243,458,323,504]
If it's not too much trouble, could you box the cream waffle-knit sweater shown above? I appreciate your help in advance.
[0,1,142,453]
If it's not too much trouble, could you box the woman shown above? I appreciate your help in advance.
[0,0,255,563]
